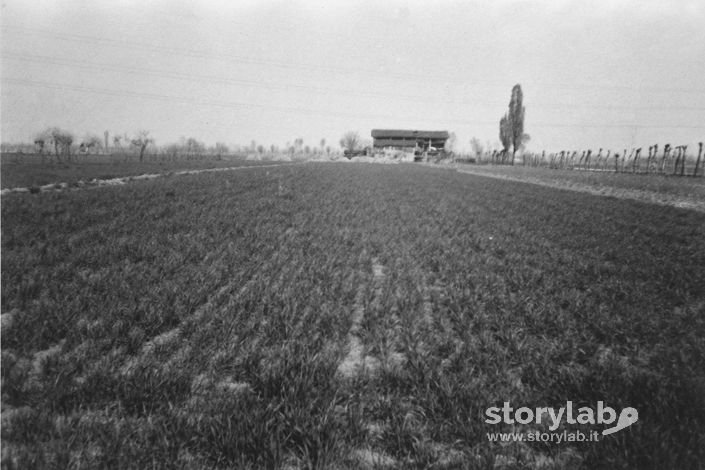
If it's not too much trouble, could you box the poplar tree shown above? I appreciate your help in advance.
[509,84,525,163]
[498,84,526,165]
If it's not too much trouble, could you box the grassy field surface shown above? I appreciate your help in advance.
[0,154,274,189]
[456,164,705,212]
[2,163,704,468]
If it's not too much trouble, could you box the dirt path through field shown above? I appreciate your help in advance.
[336,258,389,379]
[0,162,301,196]
[455,166,705,212]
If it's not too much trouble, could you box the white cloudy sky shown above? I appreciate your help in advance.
[1,0,704,153]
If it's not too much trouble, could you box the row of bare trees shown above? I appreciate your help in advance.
[27,128,343,163]
[516,142,703,176]
[21,126,378,164]
[29,129,232,163]
[33,128,154,163]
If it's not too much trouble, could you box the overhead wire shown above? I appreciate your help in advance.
[4,52,705,113]
[4,23,705,95]
[4,76,704,129]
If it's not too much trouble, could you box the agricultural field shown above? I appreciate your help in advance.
[2,163,704,469]
[455,164,705,212]
[0,153,274,190]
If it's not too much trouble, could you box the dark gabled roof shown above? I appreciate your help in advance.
[371,129,450,139]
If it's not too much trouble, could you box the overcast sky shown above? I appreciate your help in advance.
[1,0,704,153]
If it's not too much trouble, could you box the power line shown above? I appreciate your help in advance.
[4,76,705,130]
[0,76,492,125]
[1,24,373,76]
[4,53,705,113]
[4,23,705,96]
[2,52,498,106]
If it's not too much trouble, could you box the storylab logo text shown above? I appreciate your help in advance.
[485,401,638,442]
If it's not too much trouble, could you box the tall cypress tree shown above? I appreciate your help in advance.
[508,84,525,164]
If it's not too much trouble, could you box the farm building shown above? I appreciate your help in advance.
[371,129,450,153]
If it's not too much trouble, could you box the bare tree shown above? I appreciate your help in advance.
[215,142,229,159]
[34,128,54,162]
[163,142,180,161]
[60,132,73,161]
[184,137,205,159]
[46,127,61,159]
[660,144,671,173]
[34,137,46,155]
[470,137,484,161]
[131,130,153,162]
[79,134,103,158]
[339,131,361,153]
[42,128,74,161]
[113,135,123,152]
[38,127,66,161]
[614,152,620,172]
[674,145,687,176]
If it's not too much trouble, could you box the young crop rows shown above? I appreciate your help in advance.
[2,163,704,468]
